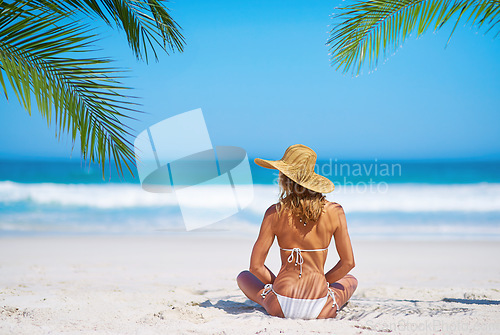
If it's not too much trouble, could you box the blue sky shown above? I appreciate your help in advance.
[1,0,499,162]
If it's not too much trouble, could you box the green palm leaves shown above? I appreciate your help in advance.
[327,0,500,74]
[26,0,185,62]
[0,0,185,177]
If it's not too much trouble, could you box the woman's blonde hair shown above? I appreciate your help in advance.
[276,172,326,224]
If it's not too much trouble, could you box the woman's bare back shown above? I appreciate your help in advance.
[271,201,339,299]
[237,199,357,319]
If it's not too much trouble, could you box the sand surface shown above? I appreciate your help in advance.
[1,234,499,334]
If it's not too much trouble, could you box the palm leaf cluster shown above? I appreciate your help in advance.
[0,0,185,177]
[327,0,500,74]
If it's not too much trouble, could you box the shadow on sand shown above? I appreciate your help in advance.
[334,298,473,321]
[199,299,351,317]
[199,299,267,315]
[442,298,500,305]
[199,296,487,320]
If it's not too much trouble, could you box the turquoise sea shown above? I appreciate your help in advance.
[1,159,499,240]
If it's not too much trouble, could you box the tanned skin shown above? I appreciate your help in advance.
[236,201,358,318]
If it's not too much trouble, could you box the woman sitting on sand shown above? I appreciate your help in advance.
[237,144,358,319]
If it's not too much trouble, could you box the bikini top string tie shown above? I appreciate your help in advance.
[281,247,329,279]
[286,248,304,278]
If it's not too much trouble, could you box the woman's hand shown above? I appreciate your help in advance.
[249,205,277,284]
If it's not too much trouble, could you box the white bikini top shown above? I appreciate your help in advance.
[280,247,328,278]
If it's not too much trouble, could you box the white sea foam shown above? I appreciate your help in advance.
[1,181,500,213]
[328,183,500,213]
[0,181,179,209]
[1,181,499,239]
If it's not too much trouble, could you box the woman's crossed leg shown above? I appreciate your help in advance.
[237,270,357,319]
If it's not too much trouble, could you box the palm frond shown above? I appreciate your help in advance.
[328,0,500,75]
[0,4,140,177]
[24,0,185,62]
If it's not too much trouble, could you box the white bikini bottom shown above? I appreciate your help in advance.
[261,283,340,319]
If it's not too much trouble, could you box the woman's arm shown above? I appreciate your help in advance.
[325,204,355,284]
[249,205,277,284]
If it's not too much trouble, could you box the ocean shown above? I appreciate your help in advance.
[1,159,499,240]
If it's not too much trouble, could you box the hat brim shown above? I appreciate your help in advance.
[254,158,277,170]
[254,158,335,193]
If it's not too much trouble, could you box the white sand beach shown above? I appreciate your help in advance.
[1,234,499,334]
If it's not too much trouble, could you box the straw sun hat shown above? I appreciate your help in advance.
[254,144,335,194]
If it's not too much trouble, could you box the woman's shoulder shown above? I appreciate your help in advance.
[323,200,344,214]
[321,201,345,232]
[263,203,279,216]
[261,204,279,232]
